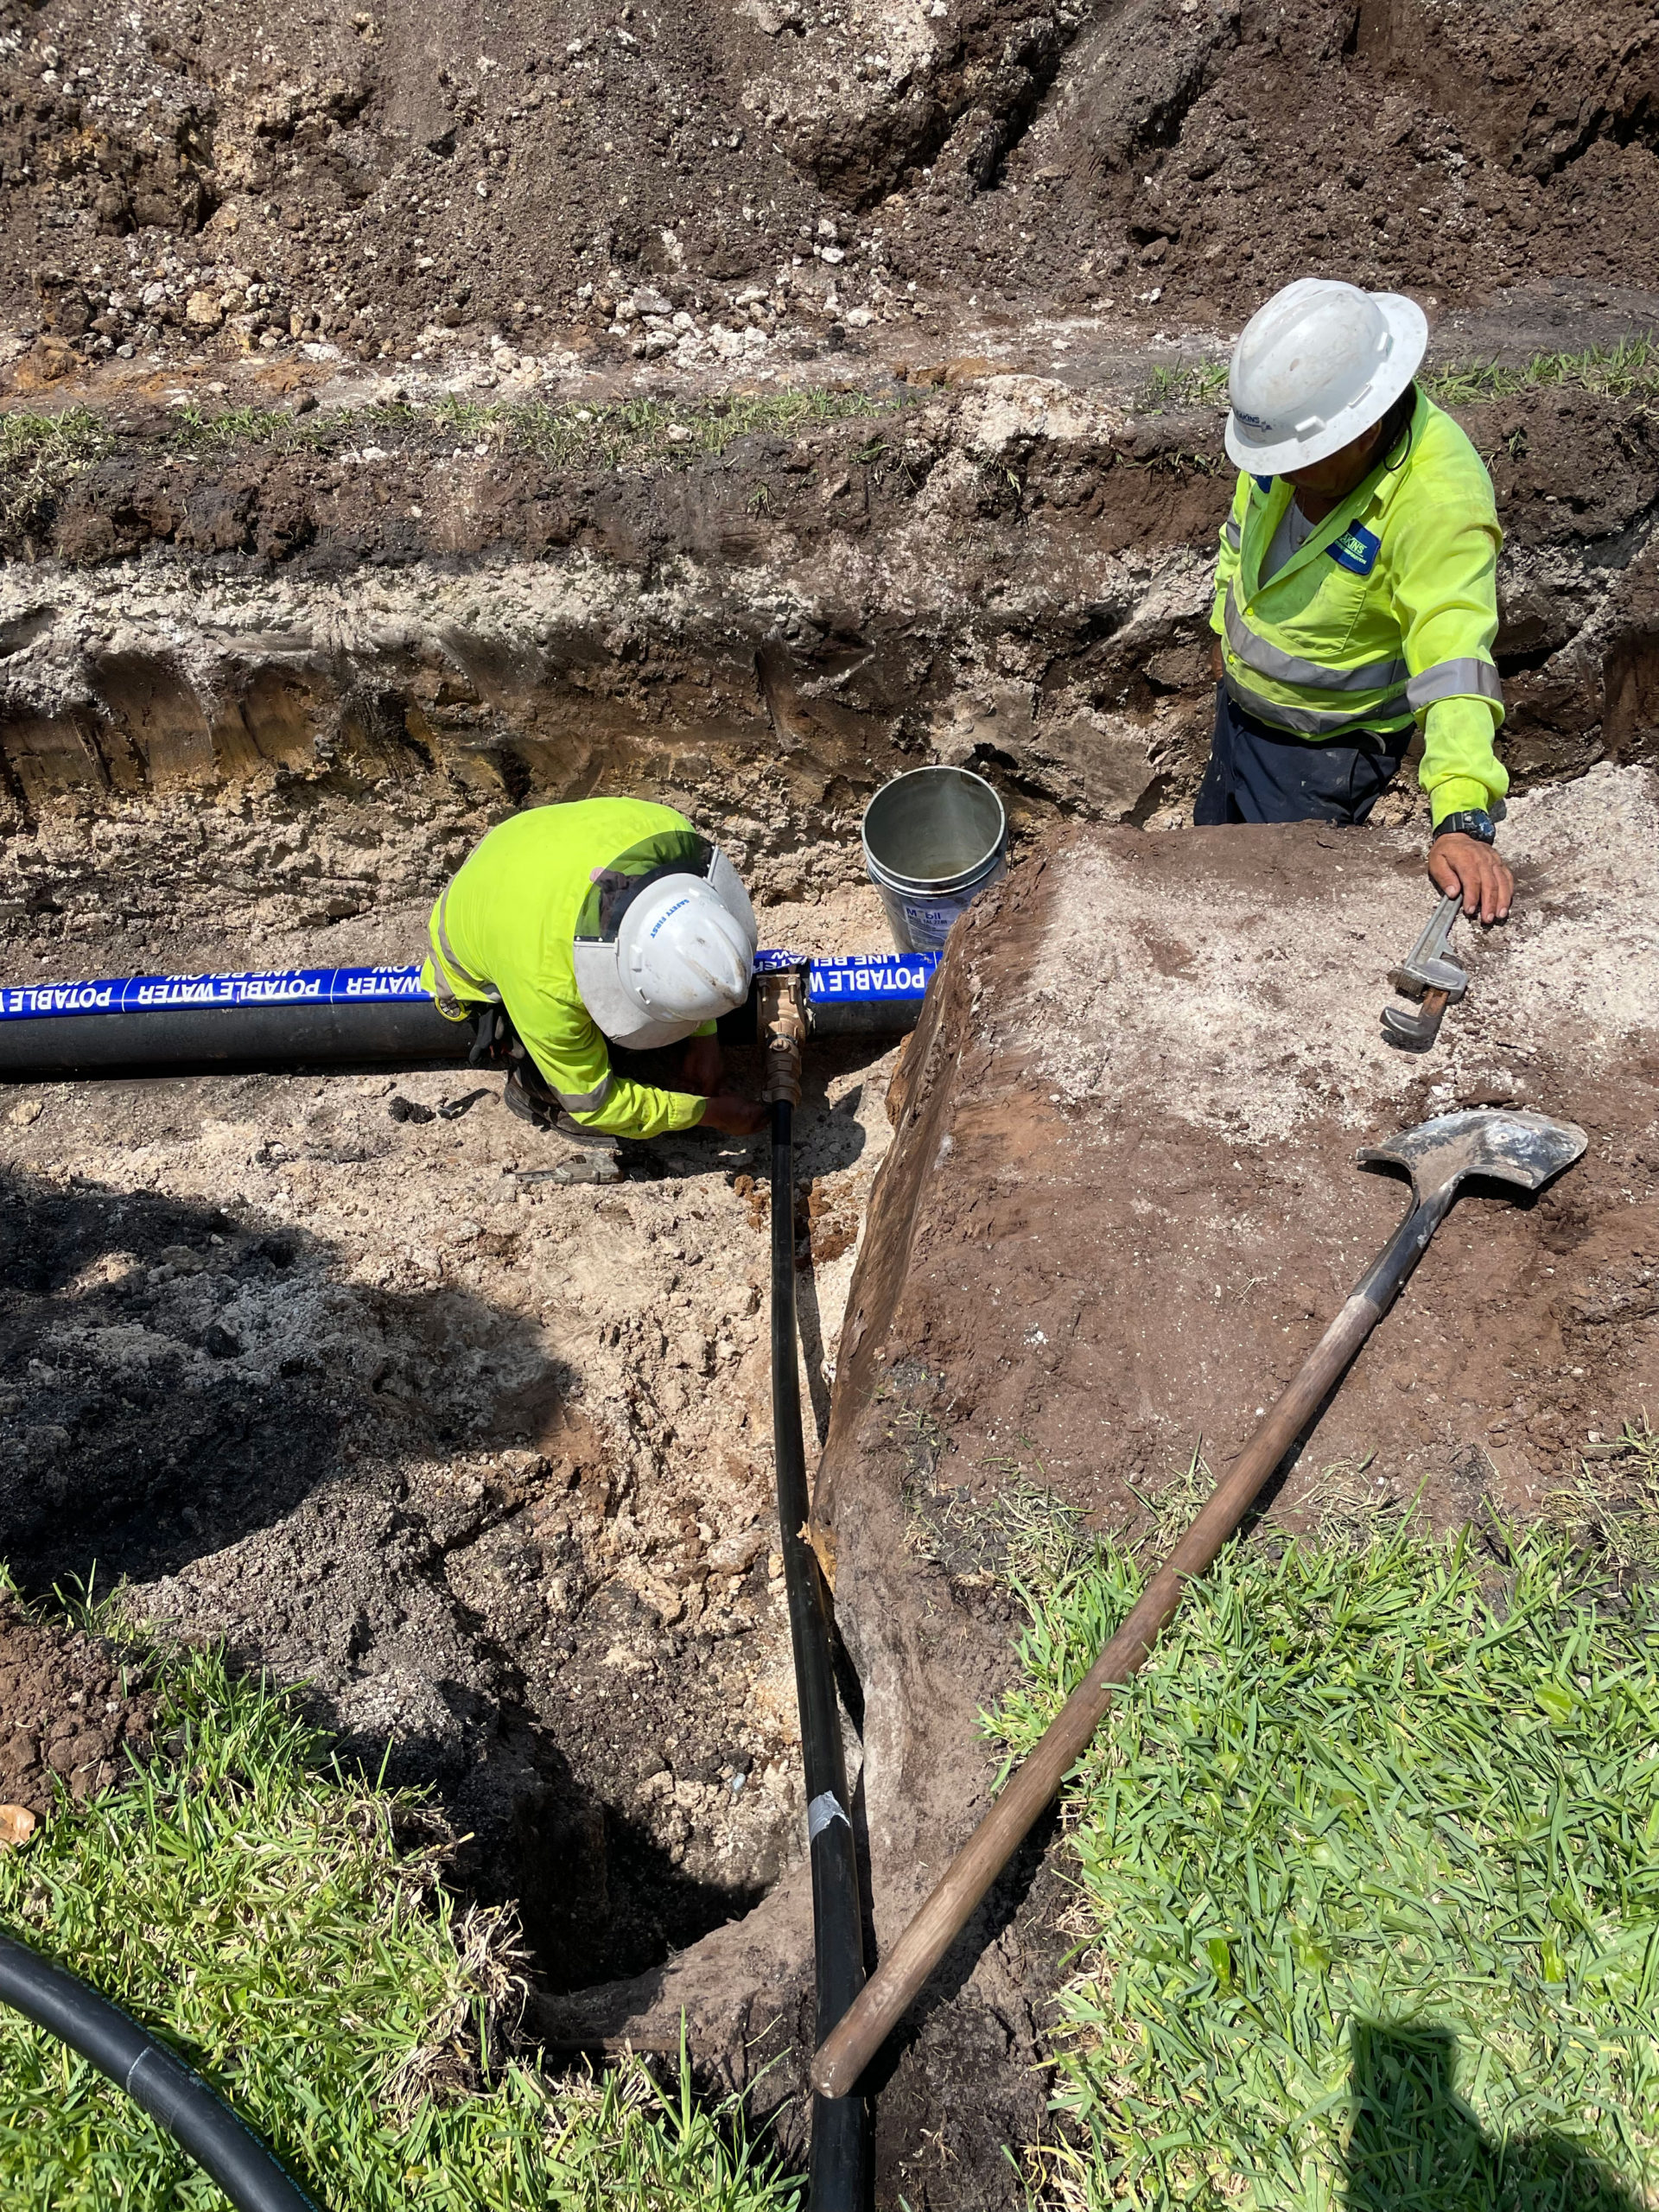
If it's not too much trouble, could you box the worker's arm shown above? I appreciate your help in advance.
[512,991,713,1141]
[1389,486,1513,923]
[1211,474,1249,639]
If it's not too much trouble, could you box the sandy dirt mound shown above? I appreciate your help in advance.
[1,0,1655,376]
[540,766,1657,2202]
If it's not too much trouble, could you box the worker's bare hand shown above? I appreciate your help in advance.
[1210,637,1224,682]
[682,1033,723,1096]
[700,1094,767,1136]
[1428,833,1513,925]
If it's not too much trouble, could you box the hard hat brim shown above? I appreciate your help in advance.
[1223,291,1428,478]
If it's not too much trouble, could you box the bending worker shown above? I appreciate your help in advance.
[1201,276,1512,923]
[422,797,768,1144]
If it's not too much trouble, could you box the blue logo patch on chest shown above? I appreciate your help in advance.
[1327,523,1381,575]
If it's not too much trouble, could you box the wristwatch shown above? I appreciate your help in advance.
[1432,809,1497,846]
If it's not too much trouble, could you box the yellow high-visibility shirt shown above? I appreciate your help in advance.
[1211,390,1508,825]
[419,799,717,1141]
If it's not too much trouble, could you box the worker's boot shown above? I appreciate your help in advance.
[502,1065,622,1183]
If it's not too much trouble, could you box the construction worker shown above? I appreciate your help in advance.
[422,798,768,1149]
[1202,277,1513,925]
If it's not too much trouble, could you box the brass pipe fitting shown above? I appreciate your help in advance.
[758,963,808,1107]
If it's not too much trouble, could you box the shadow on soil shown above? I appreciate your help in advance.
[0,1164,770,1989]
[1344,2023,1643,2212]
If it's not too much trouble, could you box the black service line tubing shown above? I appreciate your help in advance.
[0,1927,321,2212]
[769,1098,873,2209]
[0,1000,472,1083]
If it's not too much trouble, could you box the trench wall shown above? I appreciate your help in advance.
[0,374,1655,951]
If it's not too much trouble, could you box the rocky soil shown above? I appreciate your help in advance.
[0,0,1656,378]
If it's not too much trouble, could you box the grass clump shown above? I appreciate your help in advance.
[1427,338,1659,410]
[0,407,113,541]
[1141,361,1230,414]
[0,1637,798,2211]
[995,1516,1659,2211]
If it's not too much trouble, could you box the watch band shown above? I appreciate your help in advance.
[1432,810,1497,846]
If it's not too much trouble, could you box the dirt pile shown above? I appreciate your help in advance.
[1,0,1655,378]
[0,1596,154,1817]
[537,765,1658,2202]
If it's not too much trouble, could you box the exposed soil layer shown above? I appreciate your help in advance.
[0,863,902,2001]
[537,765,1659,2203]
[0,1597,154,1818]
[1,372,1656,962]
[0,0,1656,375]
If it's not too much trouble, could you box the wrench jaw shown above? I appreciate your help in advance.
[1381,992,1451,1052]
[1387,956,1468,1004]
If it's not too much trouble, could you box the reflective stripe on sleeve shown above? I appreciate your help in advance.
[1406,657,1504,710]
[556,1071,614,1116]
[1224,585,1409,696]
[430,887,502,1007]
[1224,670,1413,738]
[1223,516,1242,551]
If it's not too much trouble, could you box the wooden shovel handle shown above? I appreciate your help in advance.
[810,1287,1381,2101]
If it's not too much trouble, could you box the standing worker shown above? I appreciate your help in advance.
[422,798,768,1166]
[1201,276,1513,925]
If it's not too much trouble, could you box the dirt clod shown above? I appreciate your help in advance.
[0,1599,154,1819]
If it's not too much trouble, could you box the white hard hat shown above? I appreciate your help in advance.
[574,844,757,1048]
[619,873,754,1026]
[1224,278,1427,475]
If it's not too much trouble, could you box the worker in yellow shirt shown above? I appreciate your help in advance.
[421,798,768,1151]
[1202,277,1513,925]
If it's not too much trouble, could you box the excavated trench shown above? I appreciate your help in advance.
[1,359,1657,2198]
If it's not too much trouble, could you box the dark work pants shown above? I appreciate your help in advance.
[1193,683,1411,827]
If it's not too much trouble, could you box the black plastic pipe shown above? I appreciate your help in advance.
[0,974,929,1085]
[769,1098,872,2209]
[0,1927,321,2210]
[0,998,471,1083]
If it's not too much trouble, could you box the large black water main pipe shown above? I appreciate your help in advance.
[0,1928,320,2211]
[0,952,938,1083]
[762,970,872,2209]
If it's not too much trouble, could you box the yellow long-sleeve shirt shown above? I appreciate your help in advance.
[419,799,716,1141]
[1211,390,1509,825]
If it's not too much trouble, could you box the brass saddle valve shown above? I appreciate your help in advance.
[758,961,809,1107]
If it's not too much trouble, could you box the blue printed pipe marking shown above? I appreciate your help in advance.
[0,952,942,1022]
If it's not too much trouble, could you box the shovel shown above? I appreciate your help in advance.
[811,1108,1586,2101]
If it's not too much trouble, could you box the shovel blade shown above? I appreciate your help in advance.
[1357,1108,1587,1203]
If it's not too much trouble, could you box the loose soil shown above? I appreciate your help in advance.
[0,1598,153,1819]
[535,766,1659,2203]
[0,869,901,2005]
[0,0,1656,378]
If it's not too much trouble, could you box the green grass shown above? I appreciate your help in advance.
[1425,338,1659,410]
[1139,340,1659,423]
[0,1636,799,2211]
[159,386,884,474]
[0,407,113,541]
[993,1507,1659,2211]
[1140,361,1231,414]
